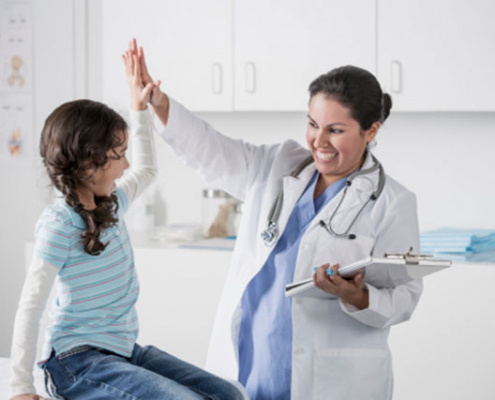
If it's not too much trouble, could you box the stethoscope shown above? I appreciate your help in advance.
[260,153,386,246]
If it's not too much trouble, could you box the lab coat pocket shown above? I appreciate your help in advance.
[313,348,391,400]
[311,233,375,272]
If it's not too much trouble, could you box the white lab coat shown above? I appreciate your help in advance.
[159,98,423,400]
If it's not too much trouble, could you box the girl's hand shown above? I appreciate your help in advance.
[128,38,167,108]
[313,263,369,309]
[11,394,45,400]
[122,50,154,111]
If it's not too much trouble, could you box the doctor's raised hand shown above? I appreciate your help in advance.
[135,36,422,400]
[127,39,167,110]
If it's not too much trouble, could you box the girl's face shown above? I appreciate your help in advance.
[81,131,130,199]
[306,93,378,186]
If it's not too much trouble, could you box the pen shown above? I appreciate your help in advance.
[313,267,335,277]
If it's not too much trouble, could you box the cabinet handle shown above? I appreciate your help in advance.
[212,63,223,94]
[391,60,402,94]
[245,62,256,93]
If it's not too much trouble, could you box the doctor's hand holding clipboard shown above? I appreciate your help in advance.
[313,263,369,308]
[128,38,422,400]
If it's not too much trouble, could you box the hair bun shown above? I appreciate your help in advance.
[382,93,393,122]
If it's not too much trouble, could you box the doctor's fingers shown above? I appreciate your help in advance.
[315,276,339,295]
[314,265,338,290]
[138,46,154,84]
[353,272,366,290]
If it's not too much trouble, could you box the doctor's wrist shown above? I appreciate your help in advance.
[343,288,369,310]
[152,94,170,126]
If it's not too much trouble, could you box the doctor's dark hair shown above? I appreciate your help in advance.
[40,99,128,256]
[308,65,392,131]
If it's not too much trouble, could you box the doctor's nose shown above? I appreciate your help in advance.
[313,129,328,148]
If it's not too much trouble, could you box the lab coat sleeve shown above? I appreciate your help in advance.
[157,98,279,202]
[9,256,57,398]
[117,107,158,205]
[339,190,423,329]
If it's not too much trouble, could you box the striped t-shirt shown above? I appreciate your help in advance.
[34,187,139,363]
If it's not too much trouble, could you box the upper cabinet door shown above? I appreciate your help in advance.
[234,0,376,111]
[102,0,233,112]
[378,0,495,111]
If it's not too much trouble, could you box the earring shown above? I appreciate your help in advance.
[366,138,377,150]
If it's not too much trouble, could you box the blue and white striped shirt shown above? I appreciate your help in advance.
[34,187,139,363]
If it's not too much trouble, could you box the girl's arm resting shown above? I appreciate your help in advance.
[338,191,424,329]
[10,256,57,398]
[118,108,158,204]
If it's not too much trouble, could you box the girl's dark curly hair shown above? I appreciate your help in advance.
[40,99,128,255]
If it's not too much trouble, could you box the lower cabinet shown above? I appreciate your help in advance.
[134,246,233,368]
[389,263,495,400]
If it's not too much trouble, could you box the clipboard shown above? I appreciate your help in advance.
[285,248,452,299]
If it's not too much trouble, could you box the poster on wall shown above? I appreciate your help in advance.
[0,94,33,158]
[0,0,32,93]
[0,0,33,161]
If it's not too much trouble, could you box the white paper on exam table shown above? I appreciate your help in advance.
[285,255,451,299]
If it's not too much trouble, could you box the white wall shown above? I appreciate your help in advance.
[1,0,494,360]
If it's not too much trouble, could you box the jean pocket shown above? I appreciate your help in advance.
[313,348,392,400]
[44,366,66,400]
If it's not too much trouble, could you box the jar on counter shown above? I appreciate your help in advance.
[202,188,241,238]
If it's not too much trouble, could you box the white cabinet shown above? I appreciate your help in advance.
[378,0,495,111]
[100,1,495,112]
[233,0,376,111]
[102,0,233,111]
[101,0,374,111]
[389,263,495,400]
[134,246,233,368]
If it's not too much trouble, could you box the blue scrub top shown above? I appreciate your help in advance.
[238,171,349,400]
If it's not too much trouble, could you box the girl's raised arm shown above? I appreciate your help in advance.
[117,49,159,204]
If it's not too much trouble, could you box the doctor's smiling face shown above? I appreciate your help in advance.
[306,93,378,186]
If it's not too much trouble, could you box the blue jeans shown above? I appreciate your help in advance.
[43,344,244,399]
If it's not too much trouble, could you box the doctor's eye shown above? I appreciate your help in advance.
[308,121,318,129]
[329,128,343,134]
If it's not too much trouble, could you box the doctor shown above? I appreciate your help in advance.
[130,41,422,400]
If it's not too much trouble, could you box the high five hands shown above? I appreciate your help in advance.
[124,39,168,116]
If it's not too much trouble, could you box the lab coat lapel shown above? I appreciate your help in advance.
[276,163,316,241]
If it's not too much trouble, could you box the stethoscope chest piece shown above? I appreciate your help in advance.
[261,221,278,247]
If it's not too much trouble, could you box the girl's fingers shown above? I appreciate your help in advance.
[122,53,131,75]
[130,52,135,76]
[129,38,137,54]
[133,54,142,84]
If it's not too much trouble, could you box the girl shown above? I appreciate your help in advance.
[9,51,244,400]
